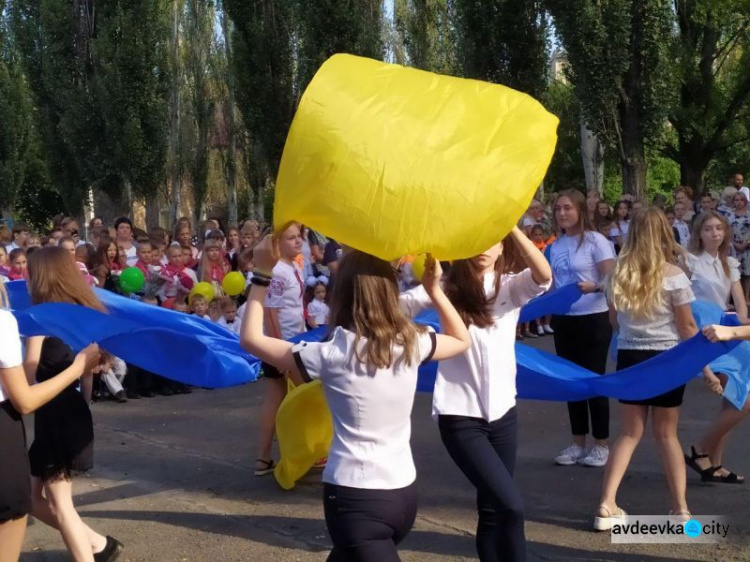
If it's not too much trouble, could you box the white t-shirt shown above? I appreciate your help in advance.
[307,299,330,325]
[684,252,740,310]
[401,269,549,422]
[123,244,139,267]
[609,220,629,241]
[265,261,305,340]
[292,326,436,490]
[549,232,615,315]
[0,309,23,403]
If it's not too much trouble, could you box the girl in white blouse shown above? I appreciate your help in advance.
[682,211,750,484]
[241,236,470,561]
[595,208,722,530]
[401,226,551,562]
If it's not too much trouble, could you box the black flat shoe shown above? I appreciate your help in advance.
[94,536,123,562]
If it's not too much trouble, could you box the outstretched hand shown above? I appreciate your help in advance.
[702,324,734,343]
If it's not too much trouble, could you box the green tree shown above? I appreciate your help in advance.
[393,0,456,74]
[452,0,548,98]
[225,0,296,219]
[665,0,750,192]
[546,0,673,200]
[543,81,586,194]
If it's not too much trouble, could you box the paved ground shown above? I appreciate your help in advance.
[22,336,750,561]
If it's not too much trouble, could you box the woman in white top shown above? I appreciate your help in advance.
[0,279,100,562]
[401,226,551,562]
[595,208,722,530]
[113,217,138,268]
[608,200,631,252]
[548,190,616,468]
[682,211,750,484]
[241,236,470,561]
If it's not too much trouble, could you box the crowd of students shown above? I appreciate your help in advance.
[2,174,750,561]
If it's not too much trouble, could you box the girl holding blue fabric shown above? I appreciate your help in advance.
[401,226,551,562]
[241,236,470,561]
[683,211,750,484]
[595,208,722,530]
[548,190,616,468]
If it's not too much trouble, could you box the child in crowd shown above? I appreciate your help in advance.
[208,299,223,322]
[7,249,28,280]
[172,295,189,313]
[74,244,98,287]
[217,297,241,335]
[159,244,197,301]
[0,245,9,277]
[96,353,128,403]
[306,280,330,329]
[665,207,676,226]
[175,225,198,268]
[191,294,210,320]
[150,237,168,266]
[673,202,691,246]
[527,224,554,336]
[133,241,153,276]
[198,239,229,296]
[227,227,241,258]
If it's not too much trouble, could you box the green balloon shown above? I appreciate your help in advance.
[120,267,145,293]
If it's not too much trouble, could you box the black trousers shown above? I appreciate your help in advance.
[439,408,525,562]
[552,312,611,440]
[324,481,417,562]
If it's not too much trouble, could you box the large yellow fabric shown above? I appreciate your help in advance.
[274,54,558,261]
[273,380,333,490]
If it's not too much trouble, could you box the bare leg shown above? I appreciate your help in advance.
[695,398,750,478]
[599,404,648,511]
[0,516,27,562]
[255,377,287,468]
[652,407,688,514]
[31,477,106,555]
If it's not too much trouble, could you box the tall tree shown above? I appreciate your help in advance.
[452,0,548,99]
[219,0,238,227]
[547,0,673,200]
[393,0,456,74]
[225,0,296,219]
[665,1,750,192]
[296,0,384,94]
[167,0,184,226]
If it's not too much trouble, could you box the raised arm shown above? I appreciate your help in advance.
[421,256,471,361]
[509,226,551,285]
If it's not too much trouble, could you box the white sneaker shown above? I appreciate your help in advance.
[555,444,587,466]
[543,324,554,334]
[579,444,609,467]
[536,324,545,336]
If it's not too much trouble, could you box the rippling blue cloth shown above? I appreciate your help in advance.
[5,280,741,400]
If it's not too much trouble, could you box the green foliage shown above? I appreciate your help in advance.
[451,0,548,98]
[542,82,585,194]
[394,0,457,74]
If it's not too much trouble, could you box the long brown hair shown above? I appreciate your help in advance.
[444,237,524,328]
[553,189,595,248]
[27,247,105,312]
[330,250,425,369]
[688,211,732,277]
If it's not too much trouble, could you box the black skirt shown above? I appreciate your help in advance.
[28,338,94,481]
[0,400,31,522]
[617,349,686,408]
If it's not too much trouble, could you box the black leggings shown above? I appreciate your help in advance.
[552,312,611,440]
[439,408,525,562]
[324,482,417,562]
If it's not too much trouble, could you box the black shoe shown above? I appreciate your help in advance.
[159,387,174,396]
[177,384,192,394]
[114,391,128,404]
[126,391,141,400]
[94,535,123,562]
[141,391,156,398]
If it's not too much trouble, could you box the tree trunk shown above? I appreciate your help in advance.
[221,5,238,227]
[123,179,133,216]
[580,117,604,196]
[168,0,182,229]
[678,136,711,194]
[145,197,160,228]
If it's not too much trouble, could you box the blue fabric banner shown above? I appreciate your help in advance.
[6,280,743,402]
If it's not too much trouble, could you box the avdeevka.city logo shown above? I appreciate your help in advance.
[610,515,730,544]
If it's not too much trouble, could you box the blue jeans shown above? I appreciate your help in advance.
[438,407,525,562]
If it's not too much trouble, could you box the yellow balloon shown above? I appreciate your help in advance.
[189,281,215,304]
[222,271,246,296]
[274,380,333,490]
[275,54,558,261]
[411,254,427,282]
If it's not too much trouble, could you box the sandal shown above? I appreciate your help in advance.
[684,446,710,477]
[669,510,691,523]
[254,458,276,477]
[593,503,627,531]
[701,465,745,484]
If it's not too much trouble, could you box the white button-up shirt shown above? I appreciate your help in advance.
[685,251,740,310]
[401,268,550,422]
